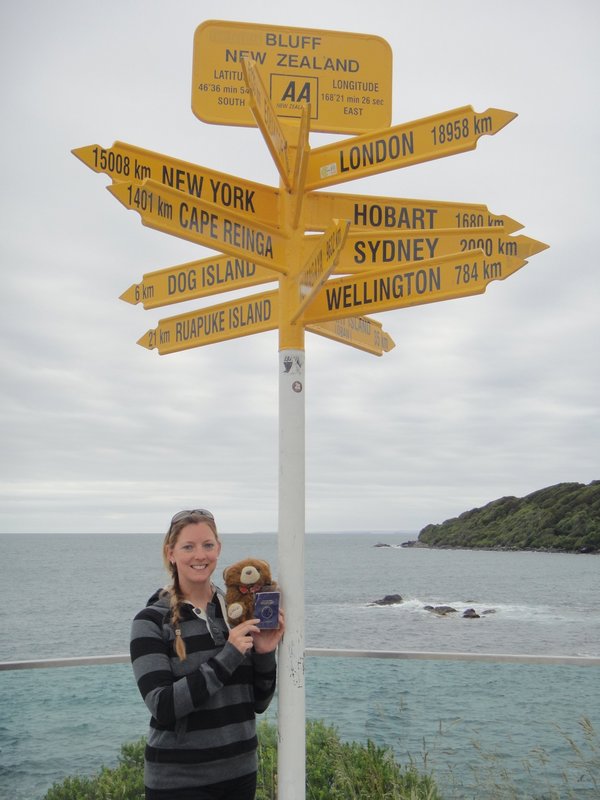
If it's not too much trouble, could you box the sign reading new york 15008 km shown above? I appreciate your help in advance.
[192,20,392,134]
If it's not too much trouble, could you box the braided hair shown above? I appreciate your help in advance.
[162,510,219,661]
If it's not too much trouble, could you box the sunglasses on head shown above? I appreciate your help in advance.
[170,509,215,526]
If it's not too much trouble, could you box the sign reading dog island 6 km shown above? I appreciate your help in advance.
[192,20,392,134]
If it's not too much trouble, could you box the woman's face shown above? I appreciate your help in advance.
[168,521,221,593]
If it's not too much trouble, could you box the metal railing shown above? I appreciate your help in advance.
[2,649,599,670]
[2,649,598,800]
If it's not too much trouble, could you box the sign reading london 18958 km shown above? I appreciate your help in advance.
[192,20,392,134]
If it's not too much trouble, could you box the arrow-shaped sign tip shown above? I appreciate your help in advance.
[502,216,525,234]
[106,182,129,206]
[383,333,396,353]
[137,330,155,350]
[517,236,550,257]
[71,145,102,174]
[488,108,519,133]
[119,284,139,305]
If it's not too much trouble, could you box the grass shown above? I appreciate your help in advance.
[42,716,600,799]
[44,719,440,800]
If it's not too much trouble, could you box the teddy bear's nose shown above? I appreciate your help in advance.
[241,566,261,584]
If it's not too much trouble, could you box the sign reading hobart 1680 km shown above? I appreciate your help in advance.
[192,20,392,134]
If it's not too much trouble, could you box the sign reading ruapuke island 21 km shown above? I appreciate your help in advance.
[72,19,549,800]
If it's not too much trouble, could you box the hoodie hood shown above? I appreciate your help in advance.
[146,587,170,608]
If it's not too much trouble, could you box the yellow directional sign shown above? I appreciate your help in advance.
[291,219,350,322]
[242,58,294,190]
[107,180,290,273]
[72,141,279,227]
[304,249,526,324]
[192,20,392,134]
[290,104,311,227]
[303,191,523,233]
[138,289,279,354]
[301,228,549,274]
[120,254,277,310]
[307,316,395,356]
[305,106,517,191]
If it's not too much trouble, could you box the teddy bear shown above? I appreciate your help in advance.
[222,557,277,626]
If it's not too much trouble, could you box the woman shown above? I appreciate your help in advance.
[130,509,284,799]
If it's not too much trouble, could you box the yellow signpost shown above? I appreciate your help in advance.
[72,141,280,227]
[120,254,277,309]
[303,249,528,324]
[192,20,392,134]
[241,58,295,190]
[291,219,349,322]
[290,104,311,225]
[307,315,395,356]
[307,228,549,273]
[107,179,290,273]
[73,19,548,800]
[137,289,279,354]
[305,105,518,191]
[303,190,523,232]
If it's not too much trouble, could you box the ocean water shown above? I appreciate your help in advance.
[1,533,599,799]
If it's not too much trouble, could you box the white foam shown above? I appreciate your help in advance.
[363,596,587,623]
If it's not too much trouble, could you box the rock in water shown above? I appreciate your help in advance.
[372,594,403,605]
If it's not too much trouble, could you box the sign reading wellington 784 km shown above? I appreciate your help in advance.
[192,20,392,134]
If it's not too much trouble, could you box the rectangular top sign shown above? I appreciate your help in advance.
[192,20,392,134]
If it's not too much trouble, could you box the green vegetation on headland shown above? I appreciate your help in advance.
[417,481,600,553]
[42,716,600,800]
[43,720,441,800]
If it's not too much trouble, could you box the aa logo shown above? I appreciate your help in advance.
[280,80,311,103]
[271,75,318,113]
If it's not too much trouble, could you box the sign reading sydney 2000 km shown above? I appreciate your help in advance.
[192,20,392,134]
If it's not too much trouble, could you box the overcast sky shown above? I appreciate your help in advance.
[1,0,598,535]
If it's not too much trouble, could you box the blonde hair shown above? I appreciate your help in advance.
[162,511,219,661]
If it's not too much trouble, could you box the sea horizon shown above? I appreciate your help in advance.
[0,529,418,536]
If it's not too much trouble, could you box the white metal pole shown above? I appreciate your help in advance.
[277,347,306,800]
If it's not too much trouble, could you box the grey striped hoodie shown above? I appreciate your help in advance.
[130,587,277,793]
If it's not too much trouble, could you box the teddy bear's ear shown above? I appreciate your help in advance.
[223,565,232,581]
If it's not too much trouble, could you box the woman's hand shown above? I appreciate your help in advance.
[227,619,260,655]
[252,610,285,654]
